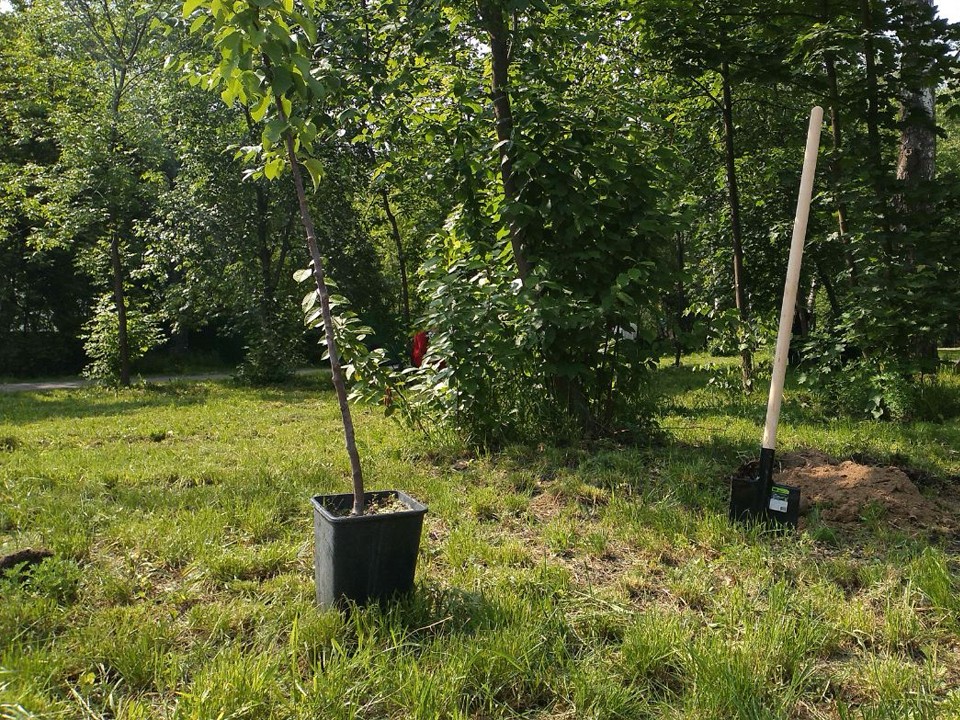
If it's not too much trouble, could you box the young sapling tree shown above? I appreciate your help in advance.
[187,0,365,514]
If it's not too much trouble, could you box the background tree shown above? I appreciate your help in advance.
[0,2,93,376]
[55,0,170,385]
[2,0,960,429]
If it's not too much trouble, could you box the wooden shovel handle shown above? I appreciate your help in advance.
[762,107,823,451]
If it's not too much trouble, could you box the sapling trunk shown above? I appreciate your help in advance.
[109,232,131,387]
[280,127,365,516]
[479,0,532,284]
[108,86,131,388]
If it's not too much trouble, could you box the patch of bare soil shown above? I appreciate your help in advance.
[770,451,958,532]
[527,490,565,522]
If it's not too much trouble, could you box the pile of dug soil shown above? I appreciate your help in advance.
[767,450,957,531]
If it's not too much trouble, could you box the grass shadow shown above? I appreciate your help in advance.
[243,374,335,404]
[0,389,213,425]
[364,582,510,643]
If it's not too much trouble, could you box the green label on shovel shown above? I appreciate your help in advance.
[768,485,790,513]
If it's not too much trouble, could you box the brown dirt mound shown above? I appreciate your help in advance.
[771,451,956,531]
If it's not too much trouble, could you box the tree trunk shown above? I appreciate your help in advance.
[860,0,886,186]
[814,259,841,319]
[896,0,937,186]
[896,0,938,368]
[170,325,189,358]
[108,77,130,388]
[255,184,272,297]
[805,274,818,333]
[823,44,856,282]
[824,56,848,237]
[251,182,279,354]
[479,0,532,284]
[720,61,753,390]
[381,189,411,328]
[281,129,366,516]
[109,233,131,387]
[859,0,897,280]
[673,231,687,367]
[896,90,936,184]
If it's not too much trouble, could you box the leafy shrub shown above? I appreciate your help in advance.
[910,377,960,422]
[236,320,299,385]
[799,332,920,420]
[694,304,770,363]
[412,242,561,445]
[3,556,83,605]
[298,216,662,447]
[301,255,560,445]
[81,294,163,383]
[699,359,772,397]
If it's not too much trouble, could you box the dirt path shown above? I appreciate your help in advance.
[0,369,325,393]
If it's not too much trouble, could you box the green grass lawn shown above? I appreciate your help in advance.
[1,367,959,719]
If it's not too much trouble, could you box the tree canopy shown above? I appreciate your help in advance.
[2,0,959,435]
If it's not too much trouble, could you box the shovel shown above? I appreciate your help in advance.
[729,106,823,527]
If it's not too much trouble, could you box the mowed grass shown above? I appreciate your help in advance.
[1,366,960,719]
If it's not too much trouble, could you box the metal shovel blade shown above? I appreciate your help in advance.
[765,483,801,527]
[728,449,801,528]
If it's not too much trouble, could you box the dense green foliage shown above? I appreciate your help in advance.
[1,0,959,438]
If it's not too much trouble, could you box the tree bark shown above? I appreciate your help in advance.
[479,0,532,284]
[108,80,130,388]
[896,91,936,183]
[805,274,818,334]
[720,61,753,390]
[896,0,937,186]
[109,233,131,387]
[281,127,366,515]
[895,0,938,367]
[381,189,410,327]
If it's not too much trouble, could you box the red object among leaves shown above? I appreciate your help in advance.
[411,331,429,368]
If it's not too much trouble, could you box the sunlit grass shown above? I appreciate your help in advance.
[1,366,959,718]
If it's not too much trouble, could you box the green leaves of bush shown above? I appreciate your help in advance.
[81,294,163,384]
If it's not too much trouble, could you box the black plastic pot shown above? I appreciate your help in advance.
[311,490,427,608]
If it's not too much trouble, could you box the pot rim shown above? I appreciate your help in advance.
[311,490,427,524]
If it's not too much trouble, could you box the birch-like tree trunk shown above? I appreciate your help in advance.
[896,0,937,185]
